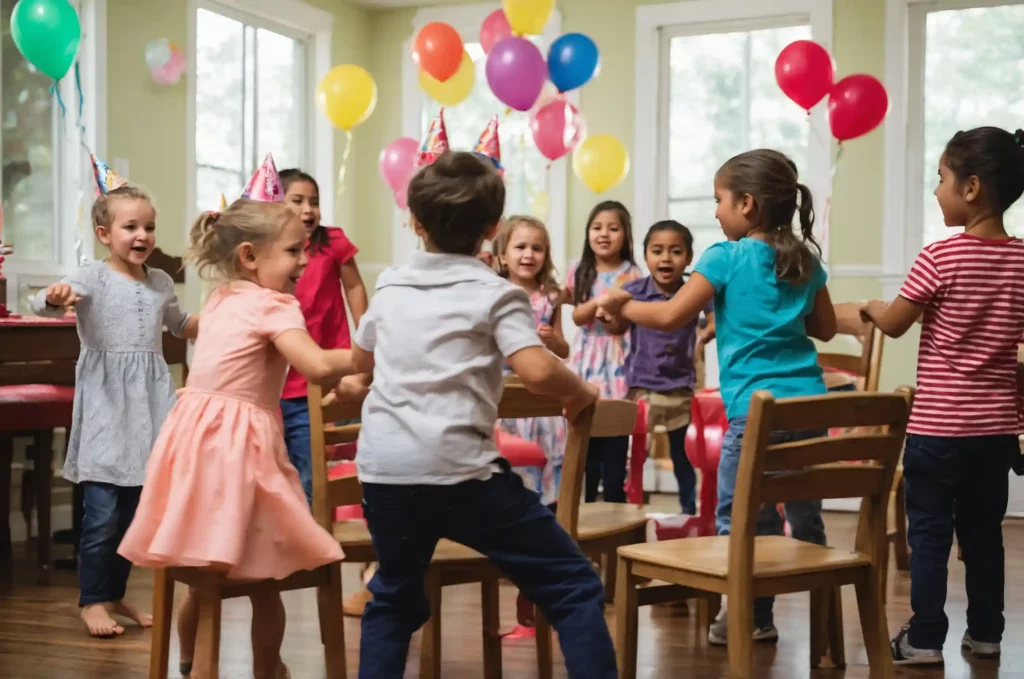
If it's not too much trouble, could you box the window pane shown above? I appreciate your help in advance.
[256,28,302,171]
[749,26,812,175]
[922,6,1024,244]
[197,166,243,213]
[196,10,244,173]
[668,198,719,262]
[1,0,56,261]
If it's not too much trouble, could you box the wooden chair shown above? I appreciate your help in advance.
[615,387,913,679]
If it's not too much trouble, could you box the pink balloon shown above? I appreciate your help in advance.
[530,99,586,162]
[379,137,419,193]
[480,9,512,55]
[528,80,560,117]
[486,37,546,112]
[395,187,408,210]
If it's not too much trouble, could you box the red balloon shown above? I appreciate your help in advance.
[828,74,889,142]
[530,99,586,162]
[480,10,512,55]
[412,22,464,82]
[775,40,834,111]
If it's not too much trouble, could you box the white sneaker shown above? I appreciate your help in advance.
[962,631,1000,658]
[891,625,943,665]
[706,597,779,646]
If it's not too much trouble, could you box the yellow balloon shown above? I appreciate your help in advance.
[419,51,475,107]
[573,134,630,194]
[503,0,555,36]
[316,65,378,131]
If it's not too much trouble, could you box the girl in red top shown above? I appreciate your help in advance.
[279,169,367,504]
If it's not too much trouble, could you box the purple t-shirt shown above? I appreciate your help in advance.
[622,275,713,393]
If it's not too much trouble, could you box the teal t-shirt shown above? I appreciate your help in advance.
[694,239,827,420]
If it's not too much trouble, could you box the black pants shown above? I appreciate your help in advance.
[584,435,629,503]
[904,434,1015,649]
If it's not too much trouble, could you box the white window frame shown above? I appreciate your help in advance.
[634,0,834,267]
[3,0,106,310]
[883,0,1024,298]
[398,2,574,272]
[185,0,334,307]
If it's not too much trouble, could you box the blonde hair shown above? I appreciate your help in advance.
[185,199,296,280]
[492,215,560,292]
[91,185,153,228]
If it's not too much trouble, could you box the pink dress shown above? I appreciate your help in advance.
[118,282,344,580]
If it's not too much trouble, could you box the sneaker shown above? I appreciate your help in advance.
[961,631,1000,658]
[706,600,779,646]
[753,624,779,642]
[891,625,943,665]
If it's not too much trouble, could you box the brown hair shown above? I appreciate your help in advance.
[716,149,820,284]
[573,200,636,304]
[407,151,505,255]
[91,185,153,228]
[492,215,560,292]
[185,199,297,280]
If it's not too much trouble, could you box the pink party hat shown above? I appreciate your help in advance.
[417,109,450,168]
[91,154,129,195]
[473,116,502,173]
[241,153,284,202]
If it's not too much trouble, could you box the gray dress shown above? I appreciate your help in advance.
[31,261,190,487]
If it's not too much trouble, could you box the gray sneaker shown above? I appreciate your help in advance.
[707,605,779,646]
[962,632,1000,658]
[891,625,943,665]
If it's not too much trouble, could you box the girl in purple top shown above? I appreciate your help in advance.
[622,221,714,514]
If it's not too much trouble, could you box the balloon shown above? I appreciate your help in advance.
[547,33,600,93]
[316,65,378,131]
[775,40,835,112]
[528,80,560,116]
[151,46,186,86]
[503,0,555,36]
[530,99,586,162]
[145,38,173,71]
[486,37,546,112]
[419,51,475,106]
[480,10,512,55]
[573,134,630,194]
[412,22,464,82]
[395,187,409,211]
[379,137,419,194]
[828,74,889,142]
[10,0,81,81]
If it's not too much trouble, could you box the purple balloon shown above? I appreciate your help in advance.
[486,37,546,112]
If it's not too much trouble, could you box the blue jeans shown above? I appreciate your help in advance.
[359,464,616,679]
[584,435,629,503]
[716,416,827,627]
[668,425,697,515]
[281,397,313,506]
[79,482,142,606]
[903,434,1015,649]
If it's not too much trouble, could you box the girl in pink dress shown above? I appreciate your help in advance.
[118,194,351,679]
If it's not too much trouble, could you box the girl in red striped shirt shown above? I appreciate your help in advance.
[863,126,1024,666]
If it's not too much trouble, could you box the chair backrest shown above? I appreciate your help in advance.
[729,387,913,583]
[817,323,885,393]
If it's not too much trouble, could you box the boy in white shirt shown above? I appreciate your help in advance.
[353,151,615,679]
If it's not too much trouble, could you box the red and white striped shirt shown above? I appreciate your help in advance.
[900,233,1024,436]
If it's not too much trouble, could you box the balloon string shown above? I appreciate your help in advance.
[820,144,844,262]
[807,112,828,154]
[336,129,354,206]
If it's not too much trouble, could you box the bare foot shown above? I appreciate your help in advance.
[106,600,153,628]
[81,603,125,637]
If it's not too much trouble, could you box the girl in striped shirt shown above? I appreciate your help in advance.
[863,126,1024,666]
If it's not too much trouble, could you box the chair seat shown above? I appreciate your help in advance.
[618,535,870,581]
[577,503,649,540]
[332,521,484,564]
[0,384,74,431]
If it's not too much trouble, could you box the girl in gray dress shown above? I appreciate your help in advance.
[32,184,199,637]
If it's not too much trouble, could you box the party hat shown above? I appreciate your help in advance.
[91,154,129,195]
[219,194,228,210]
[416,108,449,168]
[241,153,284,202]
[473,116,502,173]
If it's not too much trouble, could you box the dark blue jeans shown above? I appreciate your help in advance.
[668,425,697,515]
[79,482,141,607]
[281,397,313,506]
[584,435,629,503]
[904,434,1015,649]
[358,465,616,679]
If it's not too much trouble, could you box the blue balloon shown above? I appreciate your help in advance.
[547,33,600,93]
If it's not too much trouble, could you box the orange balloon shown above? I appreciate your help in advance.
[412,22,464,82]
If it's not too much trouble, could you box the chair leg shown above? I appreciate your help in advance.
[418,568,442,679]
[697,593,720,638]
[31,431,53,570]
[0,435,11,559]
[614,555,639,679]
[603,550,617,605]
[150,569,174,679]
[827,586,846,669]
[535,611,553,679]
[809,589,825,669]
[317,562,347,679]
[892,479,910,571]
[480,579,501,679]
[194,586,223,679]
[726,593,753,679]
[854,571,893,679]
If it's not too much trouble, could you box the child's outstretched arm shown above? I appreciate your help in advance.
[861,297,924,338]
[340,260,368,328]
[507,346,599,422]
[32,266,94,317]
[601,274,716,332]
[539,306,570,359]
[274,330,353,385]
[805,287,837,341]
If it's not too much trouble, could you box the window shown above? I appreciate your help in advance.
[663,22,812,261]
[194,4,307,215]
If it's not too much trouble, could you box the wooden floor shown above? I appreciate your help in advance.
[1,508,1022,678]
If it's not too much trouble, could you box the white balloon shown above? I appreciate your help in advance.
[144,38,172,70]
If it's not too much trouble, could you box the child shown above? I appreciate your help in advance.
[568,200,642,503]
[862,126,1024,666]
[118,187,350,677]
[32,177,199,638]
[599,149,836,645]
[622,220,713,515]
[353,151,615,679]
[278,168,366,505]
